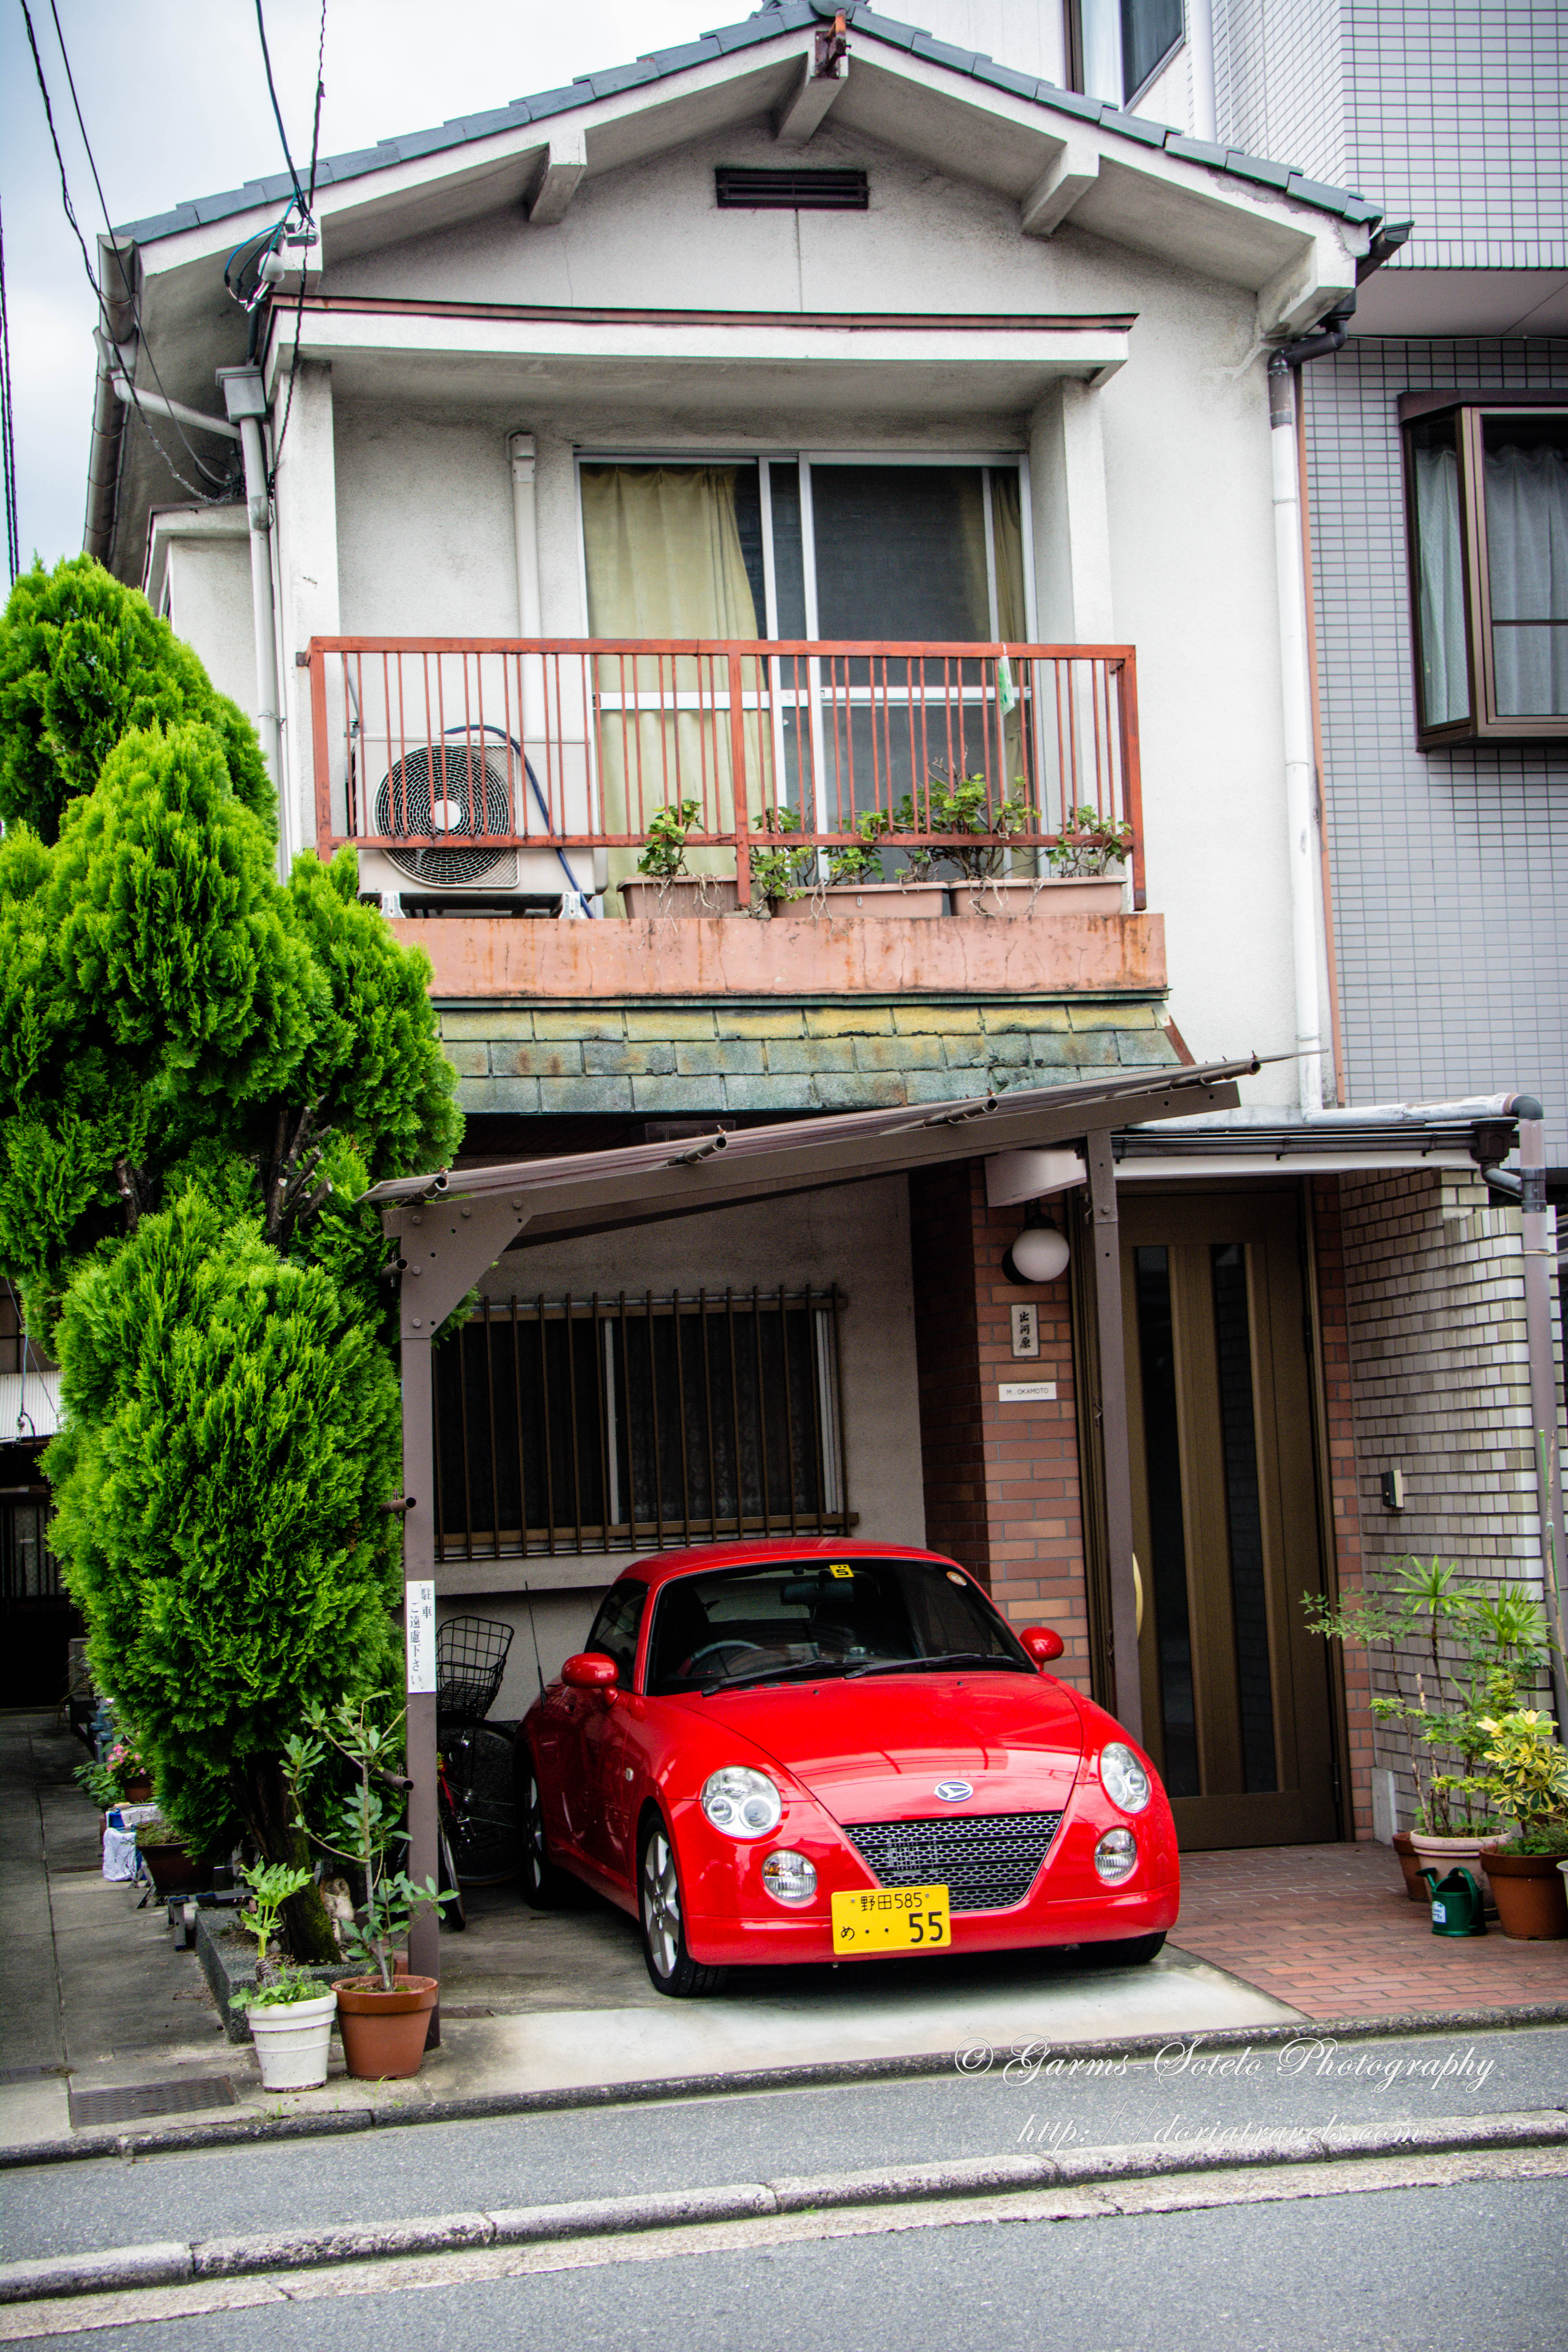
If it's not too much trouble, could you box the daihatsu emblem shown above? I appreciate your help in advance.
[935,1780,973,1803]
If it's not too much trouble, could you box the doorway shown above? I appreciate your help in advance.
[1120,1186,1337,1849]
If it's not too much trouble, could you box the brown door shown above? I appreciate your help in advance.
[1120,1187,1337,1849]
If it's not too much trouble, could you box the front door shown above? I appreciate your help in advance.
[1120,1187,1337,1849]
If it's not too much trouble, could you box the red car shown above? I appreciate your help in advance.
[515,1539,1178,1995]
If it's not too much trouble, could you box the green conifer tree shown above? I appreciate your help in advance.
[0,560,461,1960]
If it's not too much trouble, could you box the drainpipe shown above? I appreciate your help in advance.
[216,365,285,857]
[1188,0,1217,142]
[1267,298,1352,1116]
[82,239,140,564]
[1515,1100,1568,1733]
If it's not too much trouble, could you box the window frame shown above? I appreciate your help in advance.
[1399,390,1568,749]
[1063,0,1186,113]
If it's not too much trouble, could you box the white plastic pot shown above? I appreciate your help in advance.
[246,1990,338,2091]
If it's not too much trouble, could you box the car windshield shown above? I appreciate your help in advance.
[644,1557,1034,1695]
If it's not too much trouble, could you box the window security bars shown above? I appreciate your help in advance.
[307,639,1146,911]
[433,1289,849,1561]
[0,1499,61,1602]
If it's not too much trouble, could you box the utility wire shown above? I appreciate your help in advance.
[254,0,308,214]
[267,0,328,490]
[0,203,21,584]
[18,0,233,505]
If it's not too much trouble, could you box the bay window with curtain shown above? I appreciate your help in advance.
[1401,396,1568,746]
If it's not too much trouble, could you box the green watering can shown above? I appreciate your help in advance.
[1419,1867,1487,1937]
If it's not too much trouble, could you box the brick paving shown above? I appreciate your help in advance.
[1173,1841,1568,2020]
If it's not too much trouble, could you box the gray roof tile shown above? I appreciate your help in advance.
[114,0,1386,244]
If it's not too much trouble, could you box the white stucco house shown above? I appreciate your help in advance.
[69,0,1561,1857]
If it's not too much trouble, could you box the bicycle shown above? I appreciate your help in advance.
[435,1616,519,1917]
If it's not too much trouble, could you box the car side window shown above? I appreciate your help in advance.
[583,1582,646,1688]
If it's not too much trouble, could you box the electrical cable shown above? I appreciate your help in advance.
[266,0,328,490]
[253,0,308,214]
[0,203,21,584]
[18,0,234,505]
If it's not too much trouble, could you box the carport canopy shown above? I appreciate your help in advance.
[363,1055,1255,2017]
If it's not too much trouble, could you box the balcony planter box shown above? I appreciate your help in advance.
[1481,1851,1568,1940]
[814,882,947,919]
[956,875,1125,916]
[619,878,740,919]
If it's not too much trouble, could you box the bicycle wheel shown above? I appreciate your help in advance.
[437,1817,467,1930]
[441,1725,518,1886]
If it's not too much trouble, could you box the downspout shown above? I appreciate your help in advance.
[1515,1099,1568,1735]
[82,238,139,564]
[1267,298,1353,1116]
[217,363,285,857]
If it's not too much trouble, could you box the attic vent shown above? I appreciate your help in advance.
[715,167,867,212]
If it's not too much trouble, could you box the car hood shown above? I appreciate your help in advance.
[669,1671,1085,1823]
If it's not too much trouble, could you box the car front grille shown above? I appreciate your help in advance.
[842,1811,1065,1913]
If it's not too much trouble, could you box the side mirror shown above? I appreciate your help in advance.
[1020,1626,1065,1667]
[562,1652,619,1693]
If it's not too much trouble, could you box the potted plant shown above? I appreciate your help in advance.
[619,799,739,918]
[230,1861,339,2091]
[1305,1560,1549,1903]
[104,1738,153,1806]
[812,809,946,919]
[748,804,815,915]
[1477,1709,1568,1938]
[284,1699,454,2080]
[134,1812,214,1899]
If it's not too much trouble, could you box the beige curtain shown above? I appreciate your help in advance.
[581,466,768,895]
[989,468,1033,847]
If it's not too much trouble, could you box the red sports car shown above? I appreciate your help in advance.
[515,1539,1178,1995]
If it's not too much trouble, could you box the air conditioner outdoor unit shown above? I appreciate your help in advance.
[356,726,605,913]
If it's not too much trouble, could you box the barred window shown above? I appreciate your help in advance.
[433,1289,848,1559]
[1,1498,61,1601]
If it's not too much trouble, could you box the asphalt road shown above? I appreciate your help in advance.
[22,2174,1568,2352]
[5,2024,1567,2263]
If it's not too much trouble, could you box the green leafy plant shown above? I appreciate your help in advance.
[749,804,815,906]
[230,1964,327,2013]
[1049,805,1133,878]
[1478,1708,1568,1850]
[635,798,702,883]
[826,810,889,888]
[132,1813,186,1849]
[74,1757,119,1811]
[236,1859,314,1983]
[892,769,1040,882]
[1305,1557,1550,1835]
[284,1696,456,1991]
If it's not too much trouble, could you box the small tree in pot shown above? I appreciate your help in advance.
[1475,1709,1568,1938]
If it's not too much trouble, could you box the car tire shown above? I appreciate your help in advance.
[1080,1930,1166,1968]
[638,1813,727,1998]
[516,1750,572,1910]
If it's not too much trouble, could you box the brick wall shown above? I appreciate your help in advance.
[1337,1167,1564,1825]
[909,1163,1094,1694]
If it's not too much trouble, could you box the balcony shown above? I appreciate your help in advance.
[308,637,1143,896]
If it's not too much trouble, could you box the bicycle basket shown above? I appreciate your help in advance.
[435,1615,514,1726]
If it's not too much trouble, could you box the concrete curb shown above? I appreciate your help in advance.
[5,1999,1567,2174]
[3,2108,1565,2305]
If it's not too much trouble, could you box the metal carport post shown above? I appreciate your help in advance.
[365,1057,1253,2039]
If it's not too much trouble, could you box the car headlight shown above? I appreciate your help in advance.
[1100,1742,1151,1814]
[1095,1827,1138,1882]
[701,1766,782,1839]
[761,1849,818,1906]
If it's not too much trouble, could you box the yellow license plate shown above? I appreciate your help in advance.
[831,1884,951,1953]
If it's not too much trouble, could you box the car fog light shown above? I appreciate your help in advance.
[1094,1827,1137,1882]
[761,1849,818,1906]
[702,1766,782,1839]
[1100,1742,1151,1814]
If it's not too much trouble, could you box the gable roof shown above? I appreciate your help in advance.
[114,0,1383,249]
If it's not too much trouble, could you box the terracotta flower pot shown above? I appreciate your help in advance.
[120,1777,154,1806]
[1481,1851,1568,1940]
[1409,1831,1504,1916]
[1392,1830,1426,1903]
[334,1973,438,2080]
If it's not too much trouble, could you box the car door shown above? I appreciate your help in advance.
[563,1581,647,1878]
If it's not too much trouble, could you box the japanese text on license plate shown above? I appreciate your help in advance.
[830,1884,951,1953]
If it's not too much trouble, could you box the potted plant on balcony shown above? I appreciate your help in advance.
[748,804,814,915]
[619,799,739,918]
[809,810,946,918]
[1041,805,1134,913]
[230,1862,338,2091]
[1477,1710,1568,1938]
[284,1699,454,2080]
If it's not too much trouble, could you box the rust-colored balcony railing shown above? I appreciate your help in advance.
[306,639,1145,910]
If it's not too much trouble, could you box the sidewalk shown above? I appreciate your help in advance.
[4,1709,1564,2157]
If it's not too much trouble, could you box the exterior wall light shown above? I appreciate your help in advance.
[1003,1203,1070,1286]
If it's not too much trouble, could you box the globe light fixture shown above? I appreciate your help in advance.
[1003,1203,1070,1286]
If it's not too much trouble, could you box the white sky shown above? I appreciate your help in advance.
[0,0,719,573]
